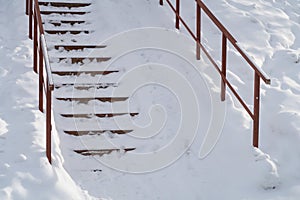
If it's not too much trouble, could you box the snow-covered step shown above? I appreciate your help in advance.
[50,66,119,72]
[54,85,122,98]
[39,0,92,3]
[74,148,135,156]
[50,56,110,64]
[52,44,106,51]
[45,29,92,35]
[38,2,91,8]
[53,82,118,89]
[47,20,87,26]
[41,15,89,22]
[49,61,118,71]
[57,132,135,149]
[51,72,121,84]
[64,130,133,136]
[55,116,135,130]
[53,100,138,114]
[45,33,97,43]
[41,15,89,21]
[56,97,129,103]
[60,112,138,118]
[40,10,90,15]
[44,22,93,29]
[52,70,118,76]
[48,49,107,57]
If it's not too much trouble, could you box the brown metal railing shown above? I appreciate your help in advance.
[24,0,270,164]
[160,0,271,147]
[26,0,54,163]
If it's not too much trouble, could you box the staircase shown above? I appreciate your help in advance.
[39,1,137,158]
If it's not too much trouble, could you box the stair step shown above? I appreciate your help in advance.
[53,57,111,64]
[48,20,86,26]
[40,10,89,15]
[74,148,136,156]
[64,130,133,136]
[55,114,135,130]
[39,2,91,8]
[54,44,106,51]
[54,83,118,89]
[54,84,127,98]
[52,70,118,76]
[45,30,91,34]
[50,63,118,71]
[45,34,95,44]
[61,112,139,118]
[52,76,120,86]
[56,97,129,103]
[53,100,137,114]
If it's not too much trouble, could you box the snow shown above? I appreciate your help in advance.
[0,0,299,199]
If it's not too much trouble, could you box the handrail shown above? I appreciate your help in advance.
[26,0,54,163]
[160,0,271,147]
[34,0,45,34]
[41,34,54,89]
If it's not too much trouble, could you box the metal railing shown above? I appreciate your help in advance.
[24,0,270,165]
[26,0,54,164]
[160,0,271,147]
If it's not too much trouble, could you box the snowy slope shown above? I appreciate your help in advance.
[0,0,299,200]
[0,1,97,199]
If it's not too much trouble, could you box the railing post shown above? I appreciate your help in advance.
[39,37,44,112]
[26,0,29,15]
[159,0,163,6]
[253,73,260,147]
[28,0,33,39]
[33,11,38,73]
[196,2,201,60]
[175,0,180,29]
[221,33,227,101]
[46,85,52,164]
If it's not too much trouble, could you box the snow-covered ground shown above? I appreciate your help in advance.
[0,0,299,199]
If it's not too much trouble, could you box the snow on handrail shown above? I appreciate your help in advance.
[40,34,54,90]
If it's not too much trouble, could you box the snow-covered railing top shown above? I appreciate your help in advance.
[159,0,271,147]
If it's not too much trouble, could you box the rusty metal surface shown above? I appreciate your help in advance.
[253,73,260,147]
[221,33,227,101]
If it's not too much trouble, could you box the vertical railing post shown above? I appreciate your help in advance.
[175,0,180,29]
[159,0,163,6]
[39,37,44,112]
[196,2,201,60]
[221,33,227,101]
[26,0,29,15]
[46,85,52,164]
[253,73,260,147]
[33,11,38,73]
[28,0,33,39]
